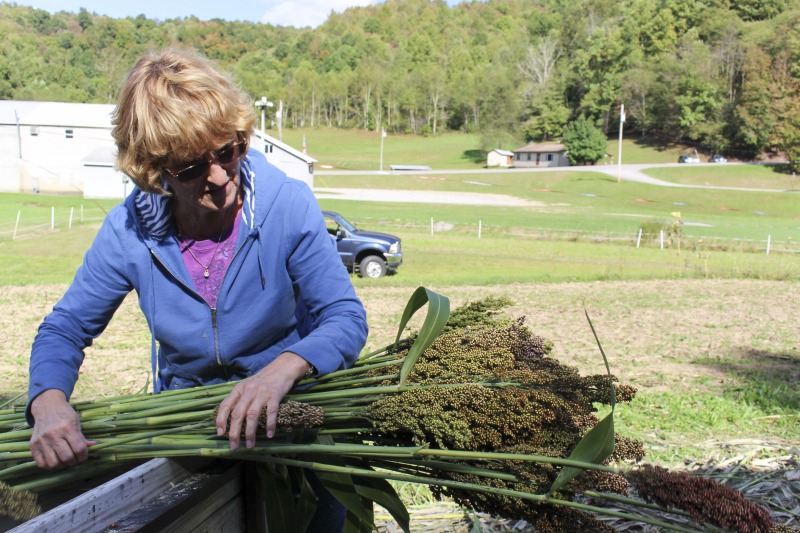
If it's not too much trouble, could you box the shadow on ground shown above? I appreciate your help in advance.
[705,347,799,413]
[461,149,487,164]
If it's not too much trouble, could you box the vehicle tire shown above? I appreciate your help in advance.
[359,255,387,278]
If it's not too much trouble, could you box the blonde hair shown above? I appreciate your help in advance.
[112,47,256,194]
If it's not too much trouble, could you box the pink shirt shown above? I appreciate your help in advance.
[179,215,240,308]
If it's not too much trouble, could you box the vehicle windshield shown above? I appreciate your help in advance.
[329,214,357,233]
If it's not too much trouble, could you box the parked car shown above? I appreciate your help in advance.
[322,210,403,278]
[678,155,700,164]
[709,154,727,163]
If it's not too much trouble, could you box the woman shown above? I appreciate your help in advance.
[27,47,367,528]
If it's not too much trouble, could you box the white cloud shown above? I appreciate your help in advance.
[260,0,378,28]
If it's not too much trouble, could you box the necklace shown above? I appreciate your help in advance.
[180,227,225,279]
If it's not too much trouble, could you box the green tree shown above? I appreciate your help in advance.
[562,115,608,165]
[731,0,787,21]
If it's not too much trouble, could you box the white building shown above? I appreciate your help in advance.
[0,100,315,199]
[512,142,570,168]
[487,149,514,168]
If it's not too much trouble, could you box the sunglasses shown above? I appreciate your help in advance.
[164,138,246,182]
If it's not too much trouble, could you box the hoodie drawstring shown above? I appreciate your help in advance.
[149,253,162,393]
[250,226,266,289]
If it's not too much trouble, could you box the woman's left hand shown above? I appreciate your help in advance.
[215,351,312,450]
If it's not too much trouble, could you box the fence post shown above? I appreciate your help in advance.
[636,228,642,248]
[478,220,482,239]
[81,205,84,222]
[766,235,771,255]
[13,211,20,240]
[430,217,433,236]
[69,207,74,229]
[660,229,664,250]
[51,206,55,230]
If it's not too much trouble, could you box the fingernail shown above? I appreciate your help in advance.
[217,427,224,436]
[246,439,254,448]
[230,441,238,451]
[267,431,274,439]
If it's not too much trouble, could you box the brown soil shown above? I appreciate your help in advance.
[3,279,798,450]
[3,279,797,401]
[3,279,798,530]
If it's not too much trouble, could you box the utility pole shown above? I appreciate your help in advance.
[255,96,273,134]
[617,103,625,183]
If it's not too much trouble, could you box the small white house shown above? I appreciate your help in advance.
[487,149,514,168]
[250,129,315,189]
[512,143,569,168]
[0,100,315,198]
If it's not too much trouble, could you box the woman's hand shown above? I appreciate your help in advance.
[29,389,94,469]
[215,351,312,450]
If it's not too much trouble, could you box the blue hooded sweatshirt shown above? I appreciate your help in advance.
[28,149,368,419]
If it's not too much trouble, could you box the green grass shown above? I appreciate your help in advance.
[4,220,799,286]
[2,180,799,285]
[643,163,799,190]
[608,136,698,165]
[279,128,486,170]
[354,230,799,287]
[607,389,799,465]
[315,171,800,244]
[281,127,772,169]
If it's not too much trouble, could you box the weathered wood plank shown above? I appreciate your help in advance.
[7,458,206,533]
[111,460,245,533]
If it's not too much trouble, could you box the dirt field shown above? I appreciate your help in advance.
[2,279,798,529]
[4,278,797,401]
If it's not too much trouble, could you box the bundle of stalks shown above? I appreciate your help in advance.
[1,288,794,533]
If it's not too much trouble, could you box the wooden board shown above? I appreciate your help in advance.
[5,458,254,533]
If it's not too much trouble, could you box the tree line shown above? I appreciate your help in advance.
[1,0,798,166]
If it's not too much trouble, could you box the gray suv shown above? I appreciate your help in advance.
[322,211,403,278]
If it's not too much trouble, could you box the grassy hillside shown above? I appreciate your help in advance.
[276,128,780,169]
[279,128,486,171]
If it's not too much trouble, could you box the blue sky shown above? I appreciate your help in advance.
[10,0,467,28]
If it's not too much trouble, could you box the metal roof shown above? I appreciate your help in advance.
[514,142,566,153]
[252,129,316,164]
[491,149,514,156]
[0,100,114,129]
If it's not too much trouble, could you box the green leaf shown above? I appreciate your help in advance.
[395,287,450,386]
[257,463,298,532]
[469,510,484,533]
[316,469,375,529]
[289,466,317,532]
[344,507,374,533]
[547,309,617,495]
[547,411,615,494]
[352,474,410,533]
[310,443,376,529]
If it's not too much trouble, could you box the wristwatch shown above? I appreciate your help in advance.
[303,363,316,379]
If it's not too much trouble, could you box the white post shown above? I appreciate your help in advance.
[617,103,625,183]
[660,229,664,250]
[766,235,771,255]
[636,228,642,248]
[51,206,55,230]
[277,100,283,141]
[13,211,20,240]
[478,220,482,239]
[69,207,74,228]
[430,217,434,236]
[379,130,386,172]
